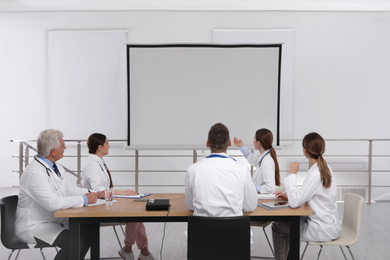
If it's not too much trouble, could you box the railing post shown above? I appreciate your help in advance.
[250,149,254,177]
[19,143,23,179]
[193,150,197,163]
[24,145,29,168]
[77,141,81,185]
[368,140,373,205]
[135,150,139,193]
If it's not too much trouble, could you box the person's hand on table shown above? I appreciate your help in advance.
[85,192,97,204]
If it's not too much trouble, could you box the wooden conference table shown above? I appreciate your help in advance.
[55,193,312,260]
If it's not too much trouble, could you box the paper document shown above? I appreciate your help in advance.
[257,193,276,199]
[114,193,151,199]
[86,199,118,207]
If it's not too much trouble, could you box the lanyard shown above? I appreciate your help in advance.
[258,151,270,167]
[206,154,236,161]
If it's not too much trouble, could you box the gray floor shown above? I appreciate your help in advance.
[1,187,389,260]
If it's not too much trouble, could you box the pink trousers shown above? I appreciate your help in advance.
[124,222,149,249]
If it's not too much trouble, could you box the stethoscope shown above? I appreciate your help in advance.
[206,154,236,161]
[258,151,271,167]
[34,156,63,190]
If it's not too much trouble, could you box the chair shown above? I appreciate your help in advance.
[100,223,126,250]
[300,193,364,260]
[187,215,251,260]
[251,221,275,259]
[1,195,57,260]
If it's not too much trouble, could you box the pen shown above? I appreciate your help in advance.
[275,191,286,199]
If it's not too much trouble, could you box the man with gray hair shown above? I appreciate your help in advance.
[15,129,104,260]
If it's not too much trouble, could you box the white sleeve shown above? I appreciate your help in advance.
[185,167,194,211]
[258,160,276,194]
[25,168,84,211]
[82,161,106,192]
[284,172,321,208]
[242,169,258,212]
[240,146,260,167]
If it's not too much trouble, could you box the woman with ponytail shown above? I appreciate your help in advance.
[234,128,280,193]
[272,132,341,260]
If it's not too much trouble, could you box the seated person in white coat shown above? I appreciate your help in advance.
[234,128,281,194]
[82,133,155,260]
[15,129,104,260]
[185,123,258,217]
[272,132,341,260]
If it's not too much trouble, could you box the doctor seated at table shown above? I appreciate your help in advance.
[14,129,104,260]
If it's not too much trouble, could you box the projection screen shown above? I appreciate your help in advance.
[127,44,281,148]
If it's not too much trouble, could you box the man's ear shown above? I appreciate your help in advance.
[206,141,210,148]
[228,140,231,147]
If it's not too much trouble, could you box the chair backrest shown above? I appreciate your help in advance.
[340,193,364,245]
[187,215,251,260]
[0,195,28,250]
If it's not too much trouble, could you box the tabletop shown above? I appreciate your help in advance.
[55,193,312,218]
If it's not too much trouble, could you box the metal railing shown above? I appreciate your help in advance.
[10,138,390,204]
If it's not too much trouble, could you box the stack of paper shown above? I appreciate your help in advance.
[257,193,276,200]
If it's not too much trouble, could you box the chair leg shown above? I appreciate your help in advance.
[346,246,355,260]
[300,243,309,260]
[316,245,323,260]
[339,246,348,260]
[262,226,275,256]
[119,224,125,235]
[113,225,124,249]
[40,248,47,260]
[8,249,16,260]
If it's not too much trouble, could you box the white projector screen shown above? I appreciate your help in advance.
[127,44,281,148]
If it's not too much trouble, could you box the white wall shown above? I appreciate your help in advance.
[1,10,390,196]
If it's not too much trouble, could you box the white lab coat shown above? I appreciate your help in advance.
[284,163,341,242]
[82,154,110,191]
[185,153,258,217]
[15,157,88,245]
[244,149,276,194]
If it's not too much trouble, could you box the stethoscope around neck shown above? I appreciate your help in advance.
[34,156,63,190]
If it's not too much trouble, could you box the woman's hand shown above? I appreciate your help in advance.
[233,137,244,147]
[122,189,138,196]
[289,162,299,174]
[275,191,288,201]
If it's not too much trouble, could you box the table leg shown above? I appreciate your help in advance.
[90,222,100,259]
[289,216,301,260]
[69,218,80,260]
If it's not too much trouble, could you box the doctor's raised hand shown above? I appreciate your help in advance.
[289,161,299,175]
[233,137,244,147]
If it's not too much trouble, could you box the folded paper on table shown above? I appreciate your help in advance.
[86,199,118,207]
[257,193,276,199]
[114,193,151,199]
